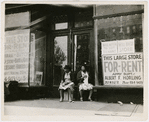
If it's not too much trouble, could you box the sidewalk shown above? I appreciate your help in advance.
[3,98,145,121]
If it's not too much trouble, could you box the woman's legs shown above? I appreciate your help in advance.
[68,88,73,102]
[59,89,63,101]
[88,89,93,100]
[79,90,83,101]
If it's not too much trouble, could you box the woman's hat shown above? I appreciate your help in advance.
[64,65,71,70]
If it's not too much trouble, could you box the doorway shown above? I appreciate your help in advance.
[52,30,92,88]
[53,35,68,86]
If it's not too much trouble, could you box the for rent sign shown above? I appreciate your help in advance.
[102,53,143,86]
[4,29,30,83]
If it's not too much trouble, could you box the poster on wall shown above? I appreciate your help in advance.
[101,39,135,55]
[101,39,143,86]
[117,39,135,54]
[101,41,117,55]
[102,53,143,86]
[4,29,30,83]
[35,71,43,85]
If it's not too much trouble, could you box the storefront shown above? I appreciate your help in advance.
[4,4,144,103]
[93,5,144,103]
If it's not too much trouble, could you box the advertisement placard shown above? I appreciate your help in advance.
[102,53,143,86]
[4,29,30,83]
[117,39,134,54]
[101,41,117,55]
[101,39,134,55]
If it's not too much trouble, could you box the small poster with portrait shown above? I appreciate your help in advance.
[35,71,43,85]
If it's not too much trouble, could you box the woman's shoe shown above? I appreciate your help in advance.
[59,98,63,102]
[68,100,74,103]
[88,98,92,101]
[80,98,83,101]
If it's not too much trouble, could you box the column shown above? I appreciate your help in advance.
[94,19,99,86]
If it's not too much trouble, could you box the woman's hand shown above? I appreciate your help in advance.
[84,75,87,78]
[60,80,63,85]
[63,82,69,86]
[62,83,65,87]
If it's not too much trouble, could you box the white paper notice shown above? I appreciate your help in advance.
[4,29,30,83]
[118,39,135,54]
[102,41,117,55]
[102,53,143,86]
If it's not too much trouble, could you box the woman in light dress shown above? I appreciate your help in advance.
[77,65,93,101]
[59,65,74,102]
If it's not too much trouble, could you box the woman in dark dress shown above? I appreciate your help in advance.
[59,65,74,102]
[77,65,93,101]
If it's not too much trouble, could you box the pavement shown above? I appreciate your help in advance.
[2,98,147,121]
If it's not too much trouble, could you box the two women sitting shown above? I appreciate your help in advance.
[59,65,93,102]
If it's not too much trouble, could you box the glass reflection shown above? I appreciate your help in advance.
[53,36,68,86]
[54,36,67,67]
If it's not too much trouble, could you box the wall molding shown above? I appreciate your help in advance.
[93,10,144,20]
